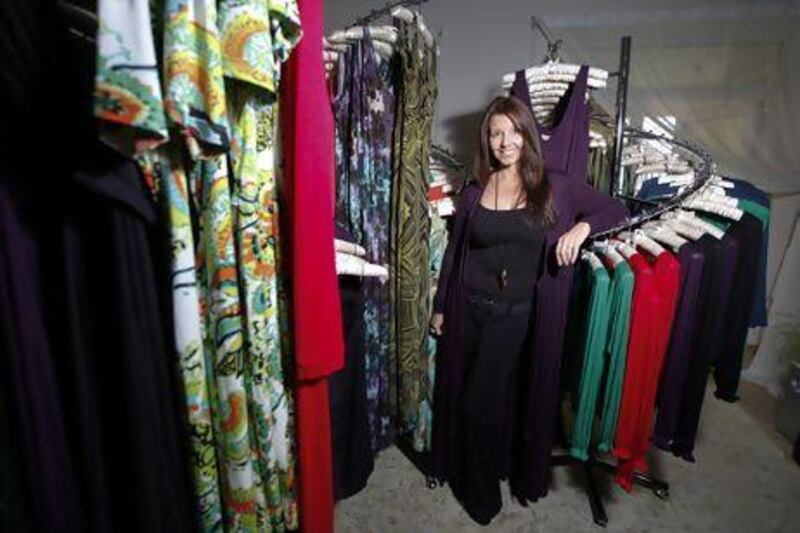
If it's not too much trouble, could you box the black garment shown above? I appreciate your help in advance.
[0,180,71,532]
[671,216,763,461]
[654,241,707,450]
[329,275,374,500]
[671,233,737,461]
[0,343,32,533]
[464,204,545,300]
[39,146,197,533]
[560,259,593,404]
[0,1,88,529]
[0,1,197,529]
[713,214,764,402]
[452,298,531,525]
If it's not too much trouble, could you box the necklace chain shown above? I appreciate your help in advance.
[495,175,509,291]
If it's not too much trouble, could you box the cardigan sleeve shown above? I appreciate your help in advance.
[568,179,629,235]
[432,183,478,313]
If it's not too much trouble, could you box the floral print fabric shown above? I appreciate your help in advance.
[95,0,168,155]
[96,0,302,530]
[332,33,396,453]
[389,15,438,445]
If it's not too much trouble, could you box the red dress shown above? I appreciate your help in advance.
[614,251,680,491]
[281,0,344,530]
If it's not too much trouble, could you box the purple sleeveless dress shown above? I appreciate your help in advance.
[511,65,590,182]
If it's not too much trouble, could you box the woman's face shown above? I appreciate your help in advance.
[488,113,524,169]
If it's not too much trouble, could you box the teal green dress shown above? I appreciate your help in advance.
[569,259,611,460]
[598,259,635,453]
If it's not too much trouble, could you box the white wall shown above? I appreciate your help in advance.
[766,194,800,299]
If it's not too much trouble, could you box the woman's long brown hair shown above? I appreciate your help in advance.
[474,96,556,227]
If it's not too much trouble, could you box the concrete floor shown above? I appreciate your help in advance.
[335,387,800,532]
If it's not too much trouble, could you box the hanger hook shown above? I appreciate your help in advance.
[547,39,563,62]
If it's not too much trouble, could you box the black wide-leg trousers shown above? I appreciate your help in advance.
[454,297,530,524]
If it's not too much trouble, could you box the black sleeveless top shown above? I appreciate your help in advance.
[464,204,545,301]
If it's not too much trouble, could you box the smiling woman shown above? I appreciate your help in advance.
[429,95,627,524]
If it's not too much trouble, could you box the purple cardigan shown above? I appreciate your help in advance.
[431,171,628,499]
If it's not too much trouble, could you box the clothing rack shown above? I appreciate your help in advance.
[527,19,631,198]
[551,130,712,525]
[589,126,714,240]
[336,0,440,490]
[611,37,631,196]
[539,35,713,527]
[349,0,430,28]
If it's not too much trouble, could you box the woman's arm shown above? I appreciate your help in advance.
[432,183,478,313]
[555,180,628,266]
[569,179,628,235]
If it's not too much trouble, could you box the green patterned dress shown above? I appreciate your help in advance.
[95,0,303,530]
[389,16,438,441]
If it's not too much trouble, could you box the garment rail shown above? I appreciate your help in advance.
[509,26,713,526]
[337,0,443,487]
[589,126,714,240]
[529,17,631,198]
[563,123,714,526]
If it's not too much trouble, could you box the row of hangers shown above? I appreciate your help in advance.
[335,143,468,279]
[323,2,438,76]
[500,18,608,131]
[428,147,468,218]
[497,17,611,149]
[589,122,745,247]
[334,238,389,281]
[624,140,697,196]
[330,2,439,280]
[585,194,735,268]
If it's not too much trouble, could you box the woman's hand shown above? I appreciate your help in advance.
[556,222,591,266]
[430,313,444,336]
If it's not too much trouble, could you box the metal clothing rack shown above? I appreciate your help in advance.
[536,34,672,528]
[550,136,710,522]
[525,24,717,527]
[589,125,714,240]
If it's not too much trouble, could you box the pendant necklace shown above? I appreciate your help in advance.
[495,176,509,291]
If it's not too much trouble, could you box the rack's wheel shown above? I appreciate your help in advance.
[426,476,437,489]
[653,486,669,500]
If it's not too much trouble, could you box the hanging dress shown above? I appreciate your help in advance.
[281,0,346,530]
[510,65,590,182]
[332,31,396,452]
[221,0,303,527]
[390,15,437,441]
